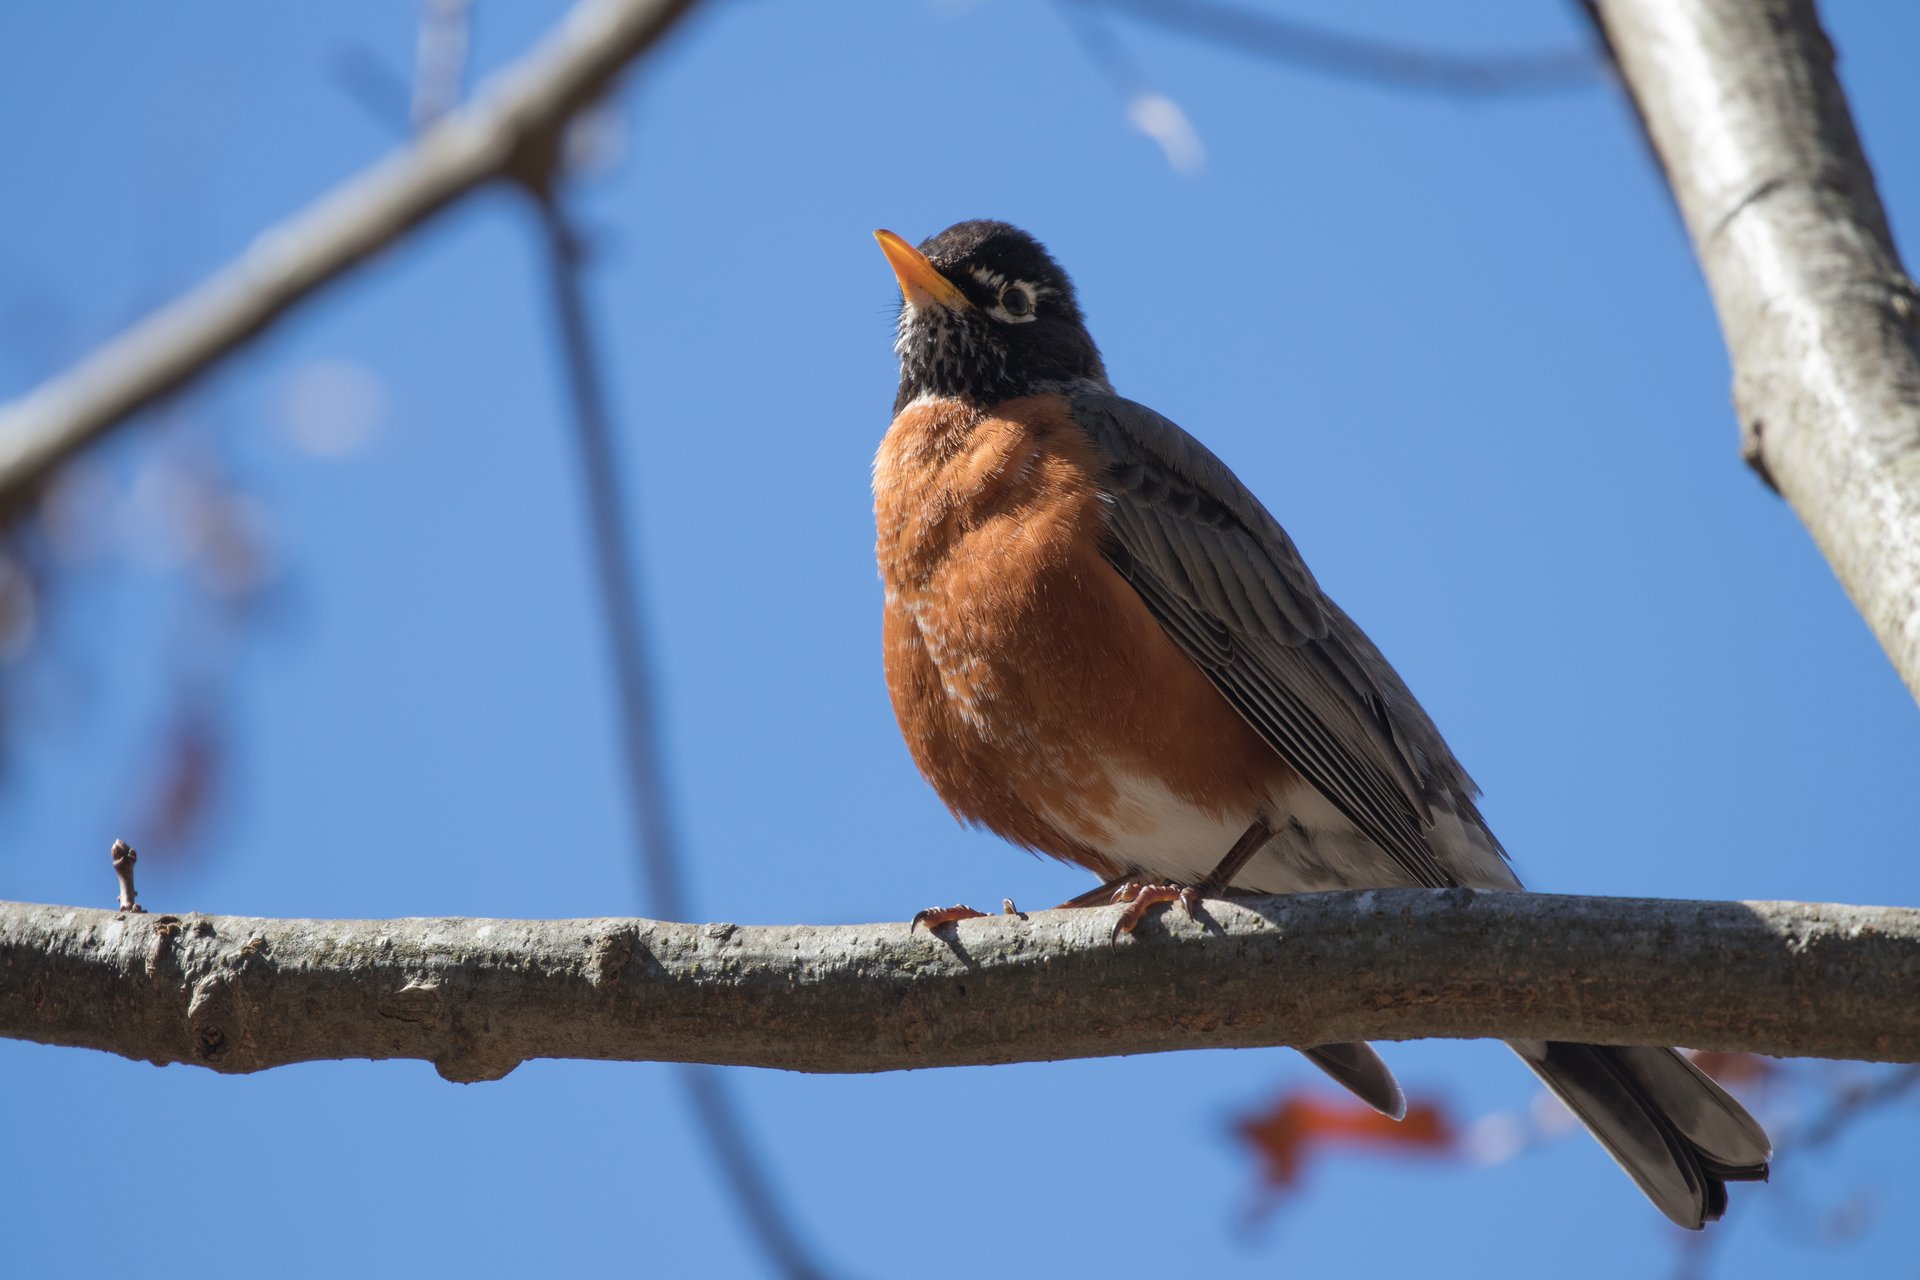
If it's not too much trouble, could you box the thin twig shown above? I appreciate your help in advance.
[1077,0,1601,96]
[528,193,829,1280]
[109,839,144,914]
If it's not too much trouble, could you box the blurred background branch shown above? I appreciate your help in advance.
[0,0,698,510]
[528,190,831,1278]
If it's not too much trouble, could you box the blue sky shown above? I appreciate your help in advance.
[3,2,1918,1276]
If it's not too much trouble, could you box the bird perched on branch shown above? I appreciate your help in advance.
[871,220,1770,1228]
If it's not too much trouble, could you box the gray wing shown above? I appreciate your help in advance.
[1071,391,1497,889]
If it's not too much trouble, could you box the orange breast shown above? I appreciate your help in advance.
[873,393,1290,875]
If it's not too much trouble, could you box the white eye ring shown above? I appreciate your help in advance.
[990,282,1040,324]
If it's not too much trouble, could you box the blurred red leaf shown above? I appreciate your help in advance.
[1236,1091,1458,1200]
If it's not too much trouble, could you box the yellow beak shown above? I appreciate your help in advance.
[874,229,971,311]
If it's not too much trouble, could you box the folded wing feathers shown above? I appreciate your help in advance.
[1081,393,1451,889]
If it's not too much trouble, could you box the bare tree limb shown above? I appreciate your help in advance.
[3,890,1915,1079]
[1592,0,1920,703]
[0,0,700,508]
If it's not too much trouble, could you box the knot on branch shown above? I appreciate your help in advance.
[589,925,639,988]
[187,976,238,1065]
[142,914,187,978]
[382,978,521,1083]
[380,979,451,1030]
[433,1048,523,1085]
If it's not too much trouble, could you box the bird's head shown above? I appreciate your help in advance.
[876,220,1109,413]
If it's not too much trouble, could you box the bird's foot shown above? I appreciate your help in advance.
[910,899,1020,932]
[910,904,986,931]
[1108,881,1201,941]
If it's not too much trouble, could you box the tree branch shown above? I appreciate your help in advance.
[0,0,700,508]
[1592,0,1920,703]
[4,890,1914,1080]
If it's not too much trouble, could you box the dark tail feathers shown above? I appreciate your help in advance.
[1510,1039,1771,1228]
[1300,1042,1407,1120]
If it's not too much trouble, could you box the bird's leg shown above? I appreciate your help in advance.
[1196,818,1273,895]
[1109,819,1273,940]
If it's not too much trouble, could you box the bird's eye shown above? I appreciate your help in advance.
[999,284,1034,318]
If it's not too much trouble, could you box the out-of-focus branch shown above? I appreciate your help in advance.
[1591,0,1920,703]
[531,199,686,920]
[528,197,826,1278]
[1078,0,1601,96]
[1789,1063,1920,1149]
[5,890,1917,1078]
[0,0,700,508]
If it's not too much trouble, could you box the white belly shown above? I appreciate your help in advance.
[1046,769,1521,893]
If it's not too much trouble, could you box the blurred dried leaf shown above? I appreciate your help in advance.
[1236,1089,1457,1205]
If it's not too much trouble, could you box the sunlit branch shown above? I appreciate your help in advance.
[1590,0,1920,704]
[4,890,1915,1077]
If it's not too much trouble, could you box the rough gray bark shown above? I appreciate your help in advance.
[0,0,700,505]
[1593,0,1920,701]
[3,890,1914,1080]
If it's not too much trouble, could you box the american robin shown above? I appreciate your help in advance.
[872,220,1771,1228]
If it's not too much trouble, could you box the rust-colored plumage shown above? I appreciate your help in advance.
[876,393,1294,877]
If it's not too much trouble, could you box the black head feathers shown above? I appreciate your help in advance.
[883,221,1110,411]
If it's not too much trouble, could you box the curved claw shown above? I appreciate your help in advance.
[911,904,990,932]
